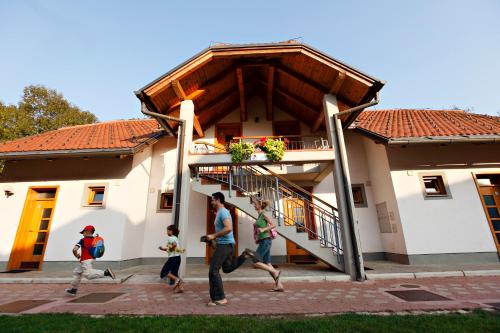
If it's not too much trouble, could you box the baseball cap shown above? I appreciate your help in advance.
[80,225,95,234]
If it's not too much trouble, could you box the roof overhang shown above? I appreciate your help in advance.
[135,42,385,132]
[354,127,500,145]
[0,132,164,160]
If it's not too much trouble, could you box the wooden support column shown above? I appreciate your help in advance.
[323,93,365,281]
[236,67,247,122]
[266,66,275,121]
[193,115,204,137]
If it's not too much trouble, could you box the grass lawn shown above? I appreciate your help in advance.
[0,310,498,333]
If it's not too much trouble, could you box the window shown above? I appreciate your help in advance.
[158,192,174,211]
[82,183,108,207]
[352,184,367,207]
[88,187,105,206]
[418,173,452,199]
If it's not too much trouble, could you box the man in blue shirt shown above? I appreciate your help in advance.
[205,192,261,306]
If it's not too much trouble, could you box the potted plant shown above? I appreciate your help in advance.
[228,141,254,163]
[254,137,286,162]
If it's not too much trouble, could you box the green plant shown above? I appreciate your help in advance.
[262,138,286,162]
[229,141,254,163]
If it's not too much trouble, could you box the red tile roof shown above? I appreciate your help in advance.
[0,110,498,157]
[355,109,500,140]
[0,119,163,155]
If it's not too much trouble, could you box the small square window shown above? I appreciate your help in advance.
[422,176,447,196]
[88,187,105,206]
[352,184,367,207]
[159,192,174,210]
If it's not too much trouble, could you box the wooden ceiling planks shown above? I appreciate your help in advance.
[138,43,383,134]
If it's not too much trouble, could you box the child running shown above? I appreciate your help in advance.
[65,225,115,296]
[158,225,185,293]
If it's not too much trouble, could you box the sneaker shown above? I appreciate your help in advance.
[242,248,262,262]
[65,288,77,296]
[104,268,116,279]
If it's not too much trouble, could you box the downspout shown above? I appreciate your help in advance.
[333,93,379,281]
[141,104,185,228]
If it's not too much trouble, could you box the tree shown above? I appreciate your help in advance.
[0,85,98,142]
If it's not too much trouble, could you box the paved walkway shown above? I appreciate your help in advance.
[0,276,499,315]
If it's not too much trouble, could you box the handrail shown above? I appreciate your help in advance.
[193,140,227,152]
[192,164,343,257]
[257,165,338,212]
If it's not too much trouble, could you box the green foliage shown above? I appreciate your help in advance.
[262,138,286,162]
[0,85,98,142]
[229,141,254,163]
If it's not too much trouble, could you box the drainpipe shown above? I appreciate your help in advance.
[332,93,379,281]
[141,103,185,228]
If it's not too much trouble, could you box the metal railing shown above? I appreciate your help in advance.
[192,135,331,154]
[192,165,343,260]
[232,135,331,151]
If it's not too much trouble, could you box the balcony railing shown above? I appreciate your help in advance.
[192,135,330,154]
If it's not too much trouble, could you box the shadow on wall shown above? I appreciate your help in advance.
[3,206,167,272]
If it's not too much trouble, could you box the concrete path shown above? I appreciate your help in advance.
[0,276,499,315]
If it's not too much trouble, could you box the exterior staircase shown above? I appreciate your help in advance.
[190,165,345,271]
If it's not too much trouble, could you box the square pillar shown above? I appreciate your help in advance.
[172,100,194,277]
[323,94,365,281]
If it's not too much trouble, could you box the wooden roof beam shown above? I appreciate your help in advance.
[197,88,240,120]
[329,72,346,95]
[201,99,241,130]
[193,115,204,137]
[257,79,319,114]
[312,111,325,133]
[236,68,247,122]
[167,89,205,112]
[171,80,187,100]
[266,66,275,121]
[276,63,329,94]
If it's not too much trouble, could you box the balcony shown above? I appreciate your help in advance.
[189,135,334,166]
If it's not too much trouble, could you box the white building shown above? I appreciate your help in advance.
[1,43,499,279]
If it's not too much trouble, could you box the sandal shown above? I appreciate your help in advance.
[272,270,281,284]
[173,279,183,291]
[269,287,285,292]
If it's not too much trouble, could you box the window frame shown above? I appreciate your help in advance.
[351,184,368,208]
[82,183,108,208]
[157,191,174,212]
[418,172,452,200]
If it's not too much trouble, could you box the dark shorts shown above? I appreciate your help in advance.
[256,238,272,264]
[160,256,181,278]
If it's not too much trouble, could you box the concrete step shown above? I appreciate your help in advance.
[191,180,344,271]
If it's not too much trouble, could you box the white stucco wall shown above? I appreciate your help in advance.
[362,138,408,255]
[391,167,498,254]
[0,148,153,264]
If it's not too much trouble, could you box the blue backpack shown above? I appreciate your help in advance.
[90,234,105,258]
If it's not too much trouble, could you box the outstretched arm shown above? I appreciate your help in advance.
[72,245,81,259]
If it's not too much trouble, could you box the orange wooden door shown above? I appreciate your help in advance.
[284,195,317,263]
[477,186,500,254]
[205,198,238,264]
[8,188,58,271]
[215,123,242,148]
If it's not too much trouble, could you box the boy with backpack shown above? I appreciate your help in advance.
[65,225,115,296]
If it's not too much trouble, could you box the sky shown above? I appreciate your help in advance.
[1,0,499,121]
